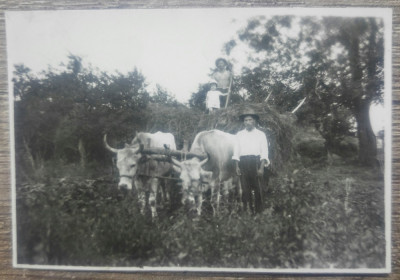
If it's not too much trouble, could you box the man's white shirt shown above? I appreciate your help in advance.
[232,128,269,161]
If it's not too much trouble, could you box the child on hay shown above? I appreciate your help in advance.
[211,58,233,108]
[205,82,227,113]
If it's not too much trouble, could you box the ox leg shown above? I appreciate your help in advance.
[221,179,233,211]
[134,179,146,216]
[196,188,203,216]
[158,176,170,205]
[210,180,221,216]
[162,180,170,203]
[149,178,158,218]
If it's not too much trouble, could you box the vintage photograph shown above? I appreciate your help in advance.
[6,7,391,273]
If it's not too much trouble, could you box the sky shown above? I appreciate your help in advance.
[6,8,255,103]
[5,8,392,133]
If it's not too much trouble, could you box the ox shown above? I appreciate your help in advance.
[172,130,241,216]
[104,132,176,218]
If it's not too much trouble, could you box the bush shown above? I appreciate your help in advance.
[16,161,385,268]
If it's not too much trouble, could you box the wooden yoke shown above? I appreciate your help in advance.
[139,144,207,161]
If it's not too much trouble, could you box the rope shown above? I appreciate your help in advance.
[138,174,181,181]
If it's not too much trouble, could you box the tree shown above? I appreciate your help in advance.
[13,55,151,174]
[322,17,384,165]
[150,85,178,106]
[226,16,384,165]
[188,83,211,112]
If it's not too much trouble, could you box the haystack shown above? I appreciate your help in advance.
[196,102,297,172]
[139,102,297,172]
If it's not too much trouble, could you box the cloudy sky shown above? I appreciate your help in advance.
[6,8,391,133]
[6,8,259,103]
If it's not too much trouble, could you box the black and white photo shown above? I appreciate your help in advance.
[6,7,392,273]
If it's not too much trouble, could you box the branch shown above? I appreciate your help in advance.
[291,97,307,114]
[264,91,273,103]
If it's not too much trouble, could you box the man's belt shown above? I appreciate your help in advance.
[239,155,260,160]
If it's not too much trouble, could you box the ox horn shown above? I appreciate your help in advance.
[171,157,182,167]
[199,157,208,167]
[104,134,118,153]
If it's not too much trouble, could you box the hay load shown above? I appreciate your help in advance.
[139,102,297,173]
[196,102,297,172]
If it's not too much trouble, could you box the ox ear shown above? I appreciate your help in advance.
[199,157,208,167]
[130,131,138,145]
[200,169,213,183]
[131,145,141,154]
[172,165,181,174]
[171,157,182,167]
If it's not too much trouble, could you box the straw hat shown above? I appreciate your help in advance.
[208,80,218,87]
[215,58,228,67]
[239,108,260,121]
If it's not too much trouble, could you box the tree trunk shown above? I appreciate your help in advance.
[78,138,87,168]
[355,102,377,166]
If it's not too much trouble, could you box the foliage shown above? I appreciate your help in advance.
[150,85,179,106]
[188,82,210,111]
[13,57,385,268]
[14,56,157,174]
[226,16,384,165]
[16,161,385,268]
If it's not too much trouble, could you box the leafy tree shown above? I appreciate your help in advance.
[188,82,210,111]
[150,85,178,106]
[321,17,384,164]
[13,55,151,174]
[226,16,384,165]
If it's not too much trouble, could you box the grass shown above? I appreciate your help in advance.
[15,158,386,269]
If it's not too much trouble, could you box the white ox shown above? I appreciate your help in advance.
[104,132,176,218]
[172,130,241,215]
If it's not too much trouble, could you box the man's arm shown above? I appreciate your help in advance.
[258,159,266,177]
[259,132,270,167]
[258,133,268,177]
[232,133,241,176]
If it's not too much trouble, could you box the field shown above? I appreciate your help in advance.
[15,157,386,269]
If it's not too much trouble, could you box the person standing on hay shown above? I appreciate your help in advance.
[211,58,233,108]
[232,109,270,214]
[205,81,228,113]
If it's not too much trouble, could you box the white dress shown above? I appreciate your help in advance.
[206,90,222,109]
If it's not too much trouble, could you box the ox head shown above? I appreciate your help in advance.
[104,134,142,190]
[171,157,212,205]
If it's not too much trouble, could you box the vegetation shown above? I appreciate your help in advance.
[16,160,385,268]
[223,16,384,166]
[13,15,386,269]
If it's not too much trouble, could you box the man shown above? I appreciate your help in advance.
[232,109,270,214]
[211,58,233,108]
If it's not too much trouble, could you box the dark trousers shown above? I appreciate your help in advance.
[239,156,263,214]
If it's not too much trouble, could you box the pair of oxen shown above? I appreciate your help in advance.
[104,130,241,218]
